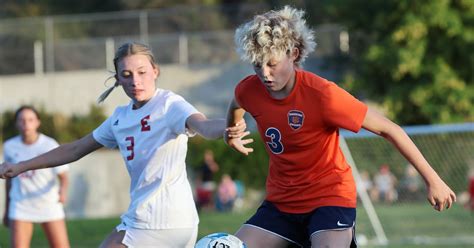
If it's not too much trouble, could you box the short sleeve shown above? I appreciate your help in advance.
[166,95,200,135]
[322,82,368,132]
[92,115,118,148]
[3,145,12,163]
[53,164,69,174]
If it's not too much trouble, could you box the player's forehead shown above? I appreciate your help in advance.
[17,108,38,120]
[117,54,153,71]
[254,52,286,66]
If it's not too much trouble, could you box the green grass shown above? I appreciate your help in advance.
[0,204,472,247]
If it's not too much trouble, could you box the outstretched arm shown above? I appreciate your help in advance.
[185,113,227,139]
[186,113,249,140]
[225,98,254,155]
[0,134,103,179]
[362,108,456,211]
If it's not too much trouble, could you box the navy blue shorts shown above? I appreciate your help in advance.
[244,201,357,248]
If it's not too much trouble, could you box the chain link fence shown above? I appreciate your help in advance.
[0,4,348,75]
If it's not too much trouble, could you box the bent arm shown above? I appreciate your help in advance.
[225,98,253,155]
[362,108,456,210]
[226,98,246,130]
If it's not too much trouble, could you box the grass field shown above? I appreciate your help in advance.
[0,203,472,247]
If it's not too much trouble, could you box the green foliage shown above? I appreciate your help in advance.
[1,105,107,143]
[319,0,474,124]
[187,133,269,189]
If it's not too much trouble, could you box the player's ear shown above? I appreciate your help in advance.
[290,48,299,61]
[154,64,160,79]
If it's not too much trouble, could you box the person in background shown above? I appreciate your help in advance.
[195,149,220,211]
[216,174,238,212]
[373,164,398,203]
[3,105,70,248]
[0,42,251,248]
[468,167,474,214]
[225,6,456,248]
[399,164,424,201]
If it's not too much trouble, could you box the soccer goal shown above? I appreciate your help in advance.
[340,122,474,246]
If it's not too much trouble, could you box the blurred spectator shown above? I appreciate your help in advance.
[468,169,474,213]
[359,170,373,191]
[233,179,246,211]
[216,174,237,212]
[399,164,424,201]
[373,164,398,203]
[195,149,219,211]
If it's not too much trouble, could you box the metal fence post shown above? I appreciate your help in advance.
[34,40,44,76]
[179,33,188,65]
[45,17,55,73]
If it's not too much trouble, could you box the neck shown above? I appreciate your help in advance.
[22,133,39,145]
[270,69,296,99]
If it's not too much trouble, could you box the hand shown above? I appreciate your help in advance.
[226,131,254,156]
[0,162,22,179]
[426,178,456,211]
[225,119,247,139]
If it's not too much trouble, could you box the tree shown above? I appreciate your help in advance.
[317,0,474,124]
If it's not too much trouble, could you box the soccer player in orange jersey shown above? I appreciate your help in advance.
[225,6,456,248]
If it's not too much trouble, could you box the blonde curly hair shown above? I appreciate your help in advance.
[235,5,316,67]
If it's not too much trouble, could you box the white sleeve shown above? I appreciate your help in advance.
[92,114,118,148]
[3,143,12,163]
[167,95,200,135]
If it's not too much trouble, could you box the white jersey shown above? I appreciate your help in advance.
[93,88,200,229]
[3,134,69,222]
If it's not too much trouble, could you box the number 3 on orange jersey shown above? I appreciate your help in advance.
[265,127,284,154]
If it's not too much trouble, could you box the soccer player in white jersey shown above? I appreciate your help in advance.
[0,42,252,248]
[3,106,70,248]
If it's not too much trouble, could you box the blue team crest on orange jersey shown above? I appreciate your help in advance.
[288,110,304,130]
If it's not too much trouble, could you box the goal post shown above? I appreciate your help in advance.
[340,136,388,245]
[340,122,474,246]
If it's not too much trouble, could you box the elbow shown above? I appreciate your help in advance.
[380,122,405,141]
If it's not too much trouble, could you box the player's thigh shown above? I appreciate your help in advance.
[99,229,127,248]
[41,219,70,248]
[311,228,354,248]
[235,224,289,248]
[10,220,34,248]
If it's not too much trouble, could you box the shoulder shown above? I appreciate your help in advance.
[236,74,259,91]
[158,89,185,101]
[297,70,337,97]
[298,70,332,89]
[39,134,59,145]
[3,135,21,148]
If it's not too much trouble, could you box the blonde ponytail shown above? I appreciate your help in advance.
[97,75,119,103]
[97,42,157,103]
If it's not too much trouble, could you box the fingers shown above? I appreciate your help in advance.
[428,196,436,207]
[234,146,254,156]
[241,138,254,145]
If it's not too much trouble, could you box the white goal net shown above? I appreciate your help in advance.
[341,122,474,246]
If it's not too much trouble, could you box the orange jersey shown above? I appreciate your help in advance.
[235,70,368,213]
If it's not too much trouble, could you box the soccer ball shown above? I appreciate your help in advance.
[195,232,247,248]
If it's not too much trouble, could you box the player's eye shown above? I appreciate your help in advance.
[121,71,131,77]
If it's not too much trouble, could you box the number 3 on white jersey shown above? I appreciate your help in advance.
[265,127,284,154]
